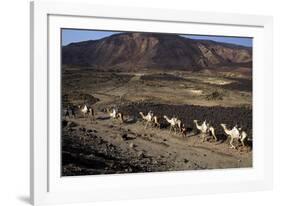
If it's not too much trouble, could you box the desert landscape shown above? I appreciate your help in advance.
[61,31,252,176]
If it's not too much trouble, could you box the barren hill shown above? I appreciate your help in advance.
[62,32,252,71]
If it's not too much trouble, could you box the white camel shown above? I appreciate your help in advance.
[220,124,240,149]
[139,111,154,129]
[163,115,178,134]
[206,123,218,141]
[116,112,124,123]
[238,127,248,147]
[79,104,95,120]
[152,115,161,128]
[193,120,208,142]
[88,107,95,121]
[180,124,187,137]
[107,108,117,118]
[80,105,88,117]
[107,108,124,122]
[174,117,183,133]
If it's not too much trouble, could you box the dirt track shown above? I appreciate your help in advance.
[62,112,252,176]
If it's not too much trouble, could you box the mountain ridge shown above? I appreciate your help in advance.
[62,32,252,71]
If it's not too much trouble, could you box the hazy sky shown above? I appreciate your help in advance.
[62,29,253,47]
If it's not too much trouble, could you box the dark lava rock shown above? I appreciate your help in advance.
[67,121,78,127]
[119,102,252,138]
[62,120,68,127]
[121,133,128,141]
[79,127,86,132]
[137,151,145,158]
[89,134,98,139]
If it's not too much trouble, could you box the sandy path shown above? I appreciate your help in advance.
[62,112,252,176]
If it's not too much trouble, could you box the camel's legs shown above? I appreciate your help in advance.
[213,135,218,141]
[144,121,149,129]
[169,125,172,133]
[155,122,160,128]
[210,129,217,141]
[201,133,205,142]
[241,138,245,147]
[242,140,245,147]
[230,137,236,149]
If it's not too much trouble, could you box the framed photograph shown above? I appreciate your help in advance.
[30,1,273,205]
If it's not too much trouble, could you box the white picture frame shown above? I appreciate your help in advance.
[30,0,273,205]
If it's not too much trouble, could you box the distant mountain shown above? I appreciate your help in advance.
[62,32,252,71]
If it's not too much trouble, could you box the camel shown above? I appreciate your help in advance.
[206,123,218,141]
[237,127,248,147]
[193,120,208,142]
[107,108,117,118]
[174,117,183,133]
[139,111,154,129]
[180,124,187,137]
[87,107,95,121]
[240,131,247,147]
[152,116,161,128]
[163,115,178,134]
[116,112,124,123]
[220,124,240,149]
[107,108,124,122]
[79,105,89,117]
[64,106,76,119]
[139,111,151,122]
[78,104,95,120]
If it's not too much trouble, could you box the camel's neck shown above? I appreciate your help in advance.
[164,117,172,123]
[194,122,201,130]
[153,116,158,122]
[222,126,231,134]
[140,112,145,119]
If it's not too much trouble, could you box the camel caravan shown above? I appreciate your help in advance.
[63,104,249,150]
[64,104,94,120]
[139,112,248,149]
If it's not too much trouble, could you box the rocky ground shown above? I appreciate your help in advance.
[61,69,253,176]
[62,110,252,176]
